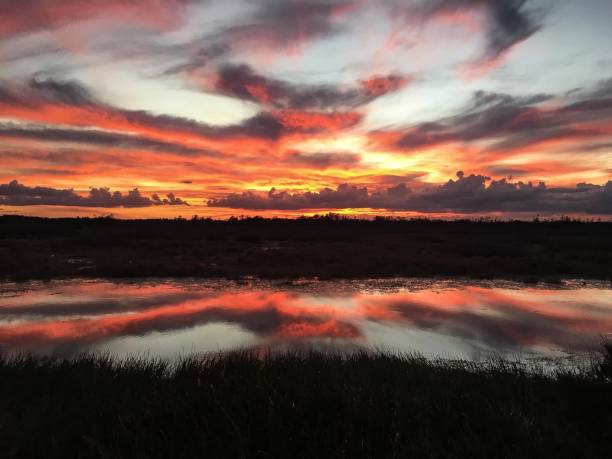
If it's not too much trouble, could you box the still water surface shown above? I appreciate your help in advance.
[1,279,611,360]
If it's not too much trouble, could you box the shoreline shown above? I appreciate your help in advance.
[2,275,611,291]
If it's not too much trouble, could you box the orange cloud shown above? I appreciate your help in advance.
[274,110,363,131]
[360,74,409,97]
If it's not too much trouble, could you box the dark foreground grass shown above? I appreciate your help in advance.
[1,347,611,459]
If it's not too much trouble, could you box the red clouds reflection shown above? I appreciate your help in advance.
[1,281,610,356]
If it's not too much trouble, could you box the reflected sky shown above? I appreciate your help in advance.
[1,279,611,359]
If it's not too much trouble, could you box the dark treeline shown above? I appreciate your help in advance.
[1,346,611,458]
[1,215,611,281]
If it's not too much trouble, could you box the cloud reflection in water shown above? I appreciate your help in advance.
[1,280,610,359]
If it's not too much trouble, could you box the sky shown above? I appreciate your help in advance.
[0,0,611,218]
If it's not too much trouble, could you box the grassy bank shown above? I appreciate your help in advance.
[1,216,611,281]
[1,347,611,458]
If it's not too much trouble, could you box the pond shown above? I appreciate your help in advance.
[1,279,611,361]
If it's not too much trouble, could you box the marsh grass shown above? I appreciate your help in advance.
[596,337,612,381]
[1,216,610,281]
[1,346,611,458]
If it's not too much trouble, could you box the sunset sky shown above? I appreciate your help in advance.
[0,0,611,218]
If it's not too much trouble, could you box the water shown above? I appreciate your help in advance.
[1,279,611,361]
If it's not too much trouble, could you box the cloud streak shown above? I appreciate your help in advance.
[375,82,612,157]
[0,76,367,150]
[285,151,362,169]
[0,123,221,157]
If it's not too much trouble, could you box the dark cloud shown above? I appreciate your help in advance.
[212,0,357,54]
[391,83,612,152]
[285,151,362,169]
[590,77,612,99]
[207,172,612,215]
[399,173,611,214]
[395,90,554,149]
[415,0,543,61]
[28,76,96,106]
[212,63,408,110]
[122,109,287,140]
[0,123,221,157]
[479,0,543,59]
[208,183,371,211]
[0,77,95,107]
[0,180,189,207]
[0,149,136,168]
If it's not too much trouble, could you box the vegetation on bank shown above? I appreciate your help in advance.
[1,346,611,458]
[1,215,611,281]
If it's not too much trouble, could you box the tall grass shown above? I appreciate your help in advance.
[1,346,611,458]
[596,337,612,381]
